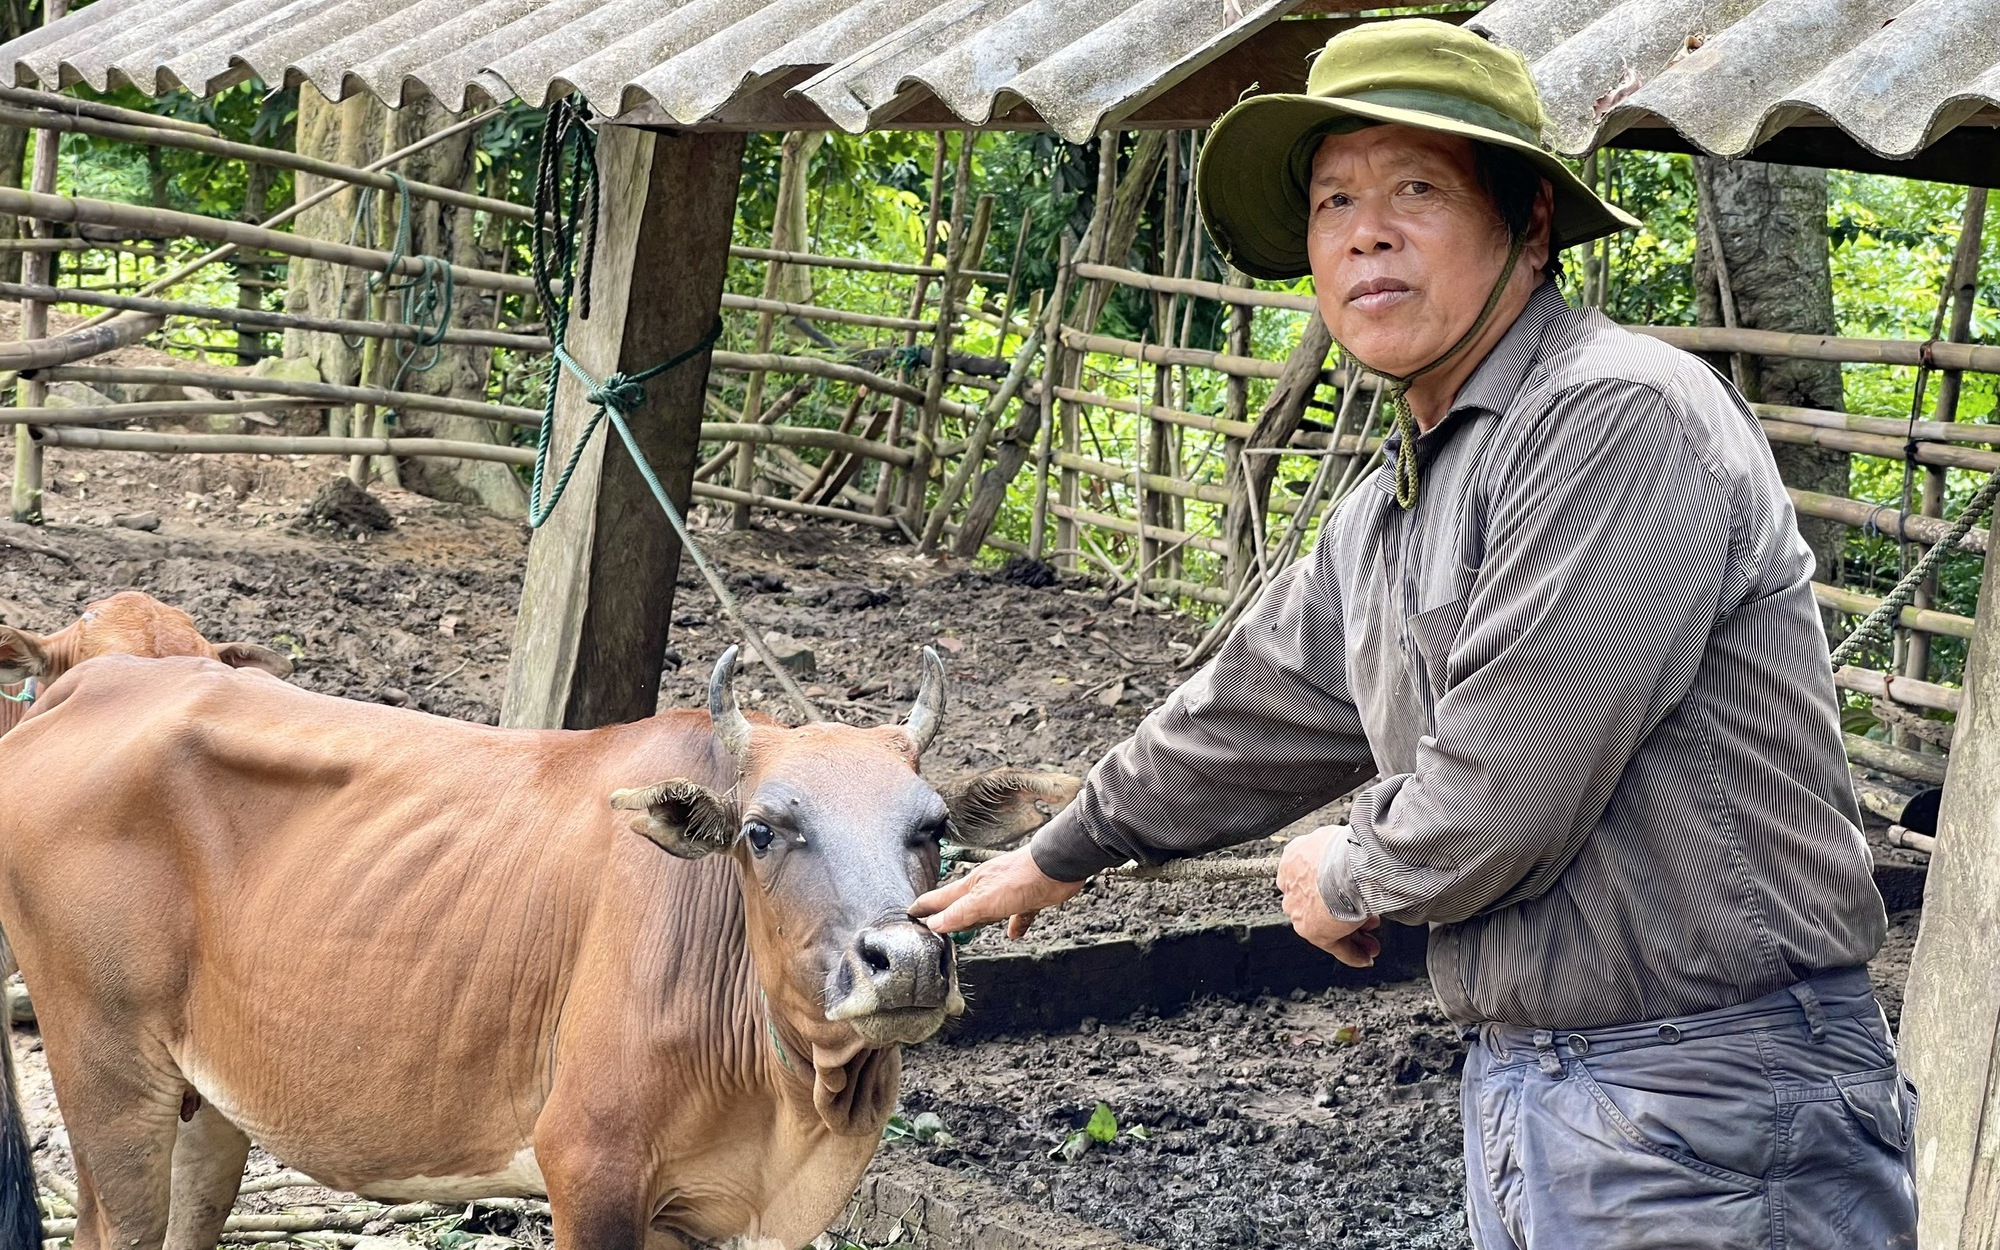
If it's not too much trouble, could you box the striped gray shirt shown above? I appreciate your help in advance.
[1030,282,1886,1029]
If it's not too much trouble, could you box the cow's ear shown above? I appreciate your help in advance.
[938,768,1081,849]
[609,780,737,859]
[213,641,294,679]
[0,627,49,684]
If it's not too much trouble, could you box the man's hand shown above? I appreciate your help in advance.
[1278,826,1381,967]
[911,847,1086,939]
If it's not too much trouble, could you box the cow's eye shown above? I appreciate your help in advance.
[744,820,775,855]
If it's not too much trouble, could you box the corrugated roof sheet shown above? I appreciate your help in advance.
[0,0,1295,143]
[1470,0,2000,161]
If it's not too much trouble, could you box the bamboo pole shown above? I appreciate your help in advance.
[1078,261,1316,312]
[0,187,538,296]
[30,425,535,463]
[82,106,505,330]
[1050,502,1230,554]
[0,310,163,373]
[0,399,322,425]
[0,83,217,136]
[0,104,527,224]
[1813,581,1976,640]
[1756,401,2000,447]
[692,479,899,529]
[877,134,952,518]
[1843,732,1950,786]
[1073,260,2000,375]
[1834,664,1963,714]
[1058,137,1121,572]
[39,365,543,428]
[792,387,870,501]
[1907,187,1988,693]
[810,403,894,508]
[696,376,816,482]
[908,145,980,525]
[1761,417,2000,474]
[1637,323,2000,376]
[1059,325,1351,386]
[1054,450,1298,513]
[11,3,64,525]
[700,421,913,466]
[1055,386,1258,440]
[709,351,976,419]
[1787,486,1988,554]
[919,320,1043,551]
[730,244,1008,285]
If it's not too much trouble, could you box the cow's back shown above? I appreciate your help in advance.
[0,654,741,1193]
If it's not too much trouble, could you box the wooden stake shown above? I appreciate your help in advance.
[11,2,63,525]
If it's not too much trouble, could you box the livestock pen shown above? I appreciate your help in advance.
[0,2,1996,1248]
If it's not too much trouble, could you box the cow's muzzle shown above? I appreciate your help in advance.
[825,919,961,1045]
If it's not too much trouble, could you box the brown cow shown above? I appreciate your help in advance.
[0,645,1072,1250]
[0,590,292,734]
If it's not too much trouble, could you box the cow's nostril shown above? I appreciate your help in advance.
[859,934,893,975]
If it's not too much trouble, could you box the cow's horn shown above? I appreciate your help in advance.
[904,646,947,756]
[709,646,753,767]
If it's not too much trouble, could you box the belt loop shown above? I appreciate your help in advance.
[1790,980,1828,1042]
[1533,1028,1564,1076]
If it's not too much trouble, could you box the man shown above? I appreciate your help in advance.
[912,18,1918,1250]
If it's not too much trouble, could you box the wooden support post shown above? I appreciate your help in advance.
[500,126,743,730]
[1902,535,2000,1247]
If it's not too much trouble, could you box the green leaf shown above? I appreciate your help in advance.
[1085,1102,1119,1144]
[1124,1124,1152,1142]
[880,1113,914,1142]
[911,1111,947,1143]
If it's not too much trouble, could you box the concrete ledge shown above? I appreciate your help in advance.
[837,1158,1156,1250]
[951,863,1925,1038]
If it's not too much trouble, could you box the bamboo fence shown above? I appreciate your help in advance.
[0,104,1985,791]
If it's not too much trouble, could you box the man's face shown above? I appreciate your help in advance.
[1305,125,1538,376]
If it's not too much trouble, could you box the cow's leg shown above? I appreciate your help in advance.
[65,1093,179,1250]
[535,1097,664,1250]
[49,1037,183,1250]
[164,1101,249,1250]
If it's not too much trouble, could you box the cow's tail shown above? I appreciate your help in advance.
[0,932,39,1250]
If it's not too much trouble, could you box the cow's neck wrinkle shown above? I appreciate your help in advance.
[729,881,895,1139]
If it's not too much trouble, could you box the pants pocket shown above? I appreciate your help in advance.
[1836,1066,1908,1151]
[1568,1058,1770,1190]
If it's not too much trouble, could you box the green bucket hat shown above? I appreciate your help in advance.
[1197,18,1639,282]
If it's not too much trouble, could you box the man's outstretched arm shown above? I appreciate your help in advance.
[914,548,1376,935]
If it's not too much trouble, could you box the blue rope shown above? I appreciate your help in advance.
[1,677,37,705]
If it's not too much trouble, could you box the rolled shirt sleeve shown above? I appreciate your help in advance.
[1029,544,1378,882]
[1321,381,1733,926]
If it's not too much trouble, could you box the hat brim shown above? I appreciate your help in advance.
[1197,94,1640,282]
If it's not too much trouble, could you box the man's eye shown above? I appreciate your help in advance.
[1404,180,1434,195]
[744,820,775,855]
[1321,192,1351,210]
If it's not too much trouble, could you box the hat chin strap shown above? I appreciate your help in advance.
[1342,231,1527,510]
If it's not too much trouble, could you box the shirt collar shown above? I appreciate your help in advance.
[1442,279,1571,425]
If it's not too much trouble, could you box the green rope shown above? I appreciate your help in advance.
[0,677,34,705]
[1829,467,2000,670]
[1344,232,1527,510]
[340,172,458,428]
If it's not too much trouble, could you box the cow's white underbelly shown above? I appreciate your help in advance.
[359,1148,548,1202]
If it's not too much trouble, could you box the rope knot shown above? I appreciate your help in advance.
[587,372,647,413]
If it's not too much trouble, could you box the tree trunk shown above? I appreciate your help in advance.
[1694,158,1847,585]
[284,85,522,514]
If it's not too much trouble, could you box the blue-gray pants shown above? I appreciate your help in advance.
[1461,968,1918,1249]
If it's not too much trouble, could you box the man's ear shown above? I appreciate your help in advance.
[213,641,294,679]
[939,768,1082,849]
[608,780,737,859]
[0,626,49,685]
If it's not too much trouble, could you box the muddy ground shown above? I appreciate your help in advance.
[0,429,1927,1250]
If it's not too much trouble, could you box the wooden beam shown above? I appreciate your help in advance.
[500,126,744,731]
[1902,535,2000,1246]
